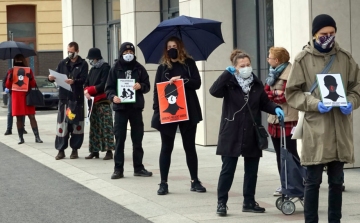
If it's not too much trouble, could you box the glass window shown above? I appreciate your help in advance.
[7,23,36,38]
[93,0,108,24]
[161,0,179,21]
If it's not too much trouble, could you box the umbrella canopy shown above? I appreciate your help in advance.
[138,15,224,64]
[0,41,36,60]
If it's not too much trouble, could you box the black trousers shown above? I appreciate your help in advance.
[271,136,299,175]
[159,122,198,182]
[113,109,144,172]
[217,156,260,204]
[304,161,344,223]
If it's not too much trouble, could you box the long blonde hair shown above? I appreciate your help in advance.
[160,36,192,69]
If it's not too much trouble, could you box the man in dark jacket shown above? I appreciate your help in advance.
[105,42,152,179]
[48,42,88,160]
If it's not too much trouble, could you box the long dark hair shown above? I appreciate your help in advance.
[13,54,28,67]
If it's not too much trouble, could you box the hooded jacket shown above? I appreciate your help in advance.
[285,41,360,165]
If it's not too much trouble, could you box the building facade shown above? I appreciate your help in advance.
[0,0,63,79]
[62,0,360,166]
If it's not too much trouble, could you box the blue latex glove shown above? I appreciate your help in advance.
[318,101,332,113]
[340,102,352,115]
[4,88,9,94]
[226,66,236,75]
[275,107,285,120]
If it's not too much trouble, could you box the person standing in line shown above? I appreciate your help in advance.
[285,14,360,223]
[48,42,88,160]
[105,42,152,179]
[84,48,114,160]
[5,54,42,144]
[3,74,27,135]
[151,36,206,195]
[264,47,299,196]
[210,49,284,216]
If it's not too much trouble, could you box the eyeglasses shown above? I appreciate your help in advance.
[267,57,276,60]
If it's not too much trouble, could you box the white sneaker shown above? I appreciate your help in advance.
[273,186,282,196]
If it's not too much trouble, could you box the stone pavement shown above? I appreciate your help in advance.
[0,105,360,223]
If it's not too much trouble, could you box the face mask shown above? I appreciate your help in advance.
[123,53,134,62]
[167,95,177,104]
[316,35,335,49]
[167,48,178,59]
[89,59,94,65]
[68,52,78,59]
[238,66,253,79]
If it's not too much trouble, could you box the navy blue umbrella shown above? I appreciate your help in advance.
[138,15,224,64]
[0,41,36,60]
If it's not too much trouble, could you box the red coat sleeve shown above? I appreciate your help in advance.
[29,69,36,88]
[5,69,13,89]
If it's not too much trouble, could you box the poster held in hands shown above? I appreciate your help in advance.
[316,73,347,107]
[117,79,136,103]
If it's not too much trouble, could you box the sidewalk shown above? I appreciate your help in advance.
[1,105,359,223]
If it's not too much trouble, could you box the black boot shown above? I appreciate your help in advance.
[18,128,25,144]
[4,129,12,135]
[32,127,43,143]
[70,149,79,159]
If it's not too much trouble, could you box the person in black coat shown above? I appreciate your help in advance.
[151,36,206,195]
[105,42,152,179]
[48,42,88,160]
[210,49,284,216]
[84,48,114,160]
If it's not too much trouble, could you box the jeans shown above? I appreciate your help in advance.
[113,109,144,172]
[217,156,260,204]
[304,161,344,223]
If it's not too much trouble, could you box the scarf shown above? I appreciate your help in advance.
[265,62,288,86]
[235,74,254,94]
[92,59,105,68]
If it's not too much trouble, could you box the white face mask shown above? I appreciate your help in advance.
[167,95,177,104]
[123,53,134,62]
[238,66,253,79]
[68,52,78,59]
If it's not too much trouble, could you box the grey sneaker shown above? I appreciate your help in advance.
[273,186,282,196]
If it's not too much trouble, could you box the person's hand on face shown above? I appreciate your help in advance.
[113,96,121,104]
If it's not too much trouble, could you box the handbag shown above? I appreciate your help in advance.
[26,84,45,106]
[246,101,269,150]
[291,54,336,139]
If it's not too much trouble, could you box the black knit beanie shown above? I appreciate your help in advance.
[312,14,337,36]
[119,42,135,56]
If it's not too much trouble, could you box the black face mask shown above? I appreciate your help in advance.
[167,48,178,59]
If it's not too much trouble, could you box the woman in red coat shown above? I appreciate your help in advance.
[5,54,43,144]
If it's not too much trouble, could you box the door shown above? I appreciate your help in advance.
[108,23,121,64]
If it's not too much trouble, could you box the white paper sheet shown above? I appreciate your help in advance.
[85,96,94,125]
[49,69,72,91]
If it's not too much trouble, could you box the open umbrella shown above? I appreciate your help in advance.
[138,15,224,64]
[0,41,36,60]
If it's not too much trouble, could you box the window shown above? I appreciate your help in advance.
[160,0,179,21]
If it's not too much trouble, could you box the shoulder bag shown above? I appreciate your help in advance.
[26,84,45,106]
[246,101,269,150]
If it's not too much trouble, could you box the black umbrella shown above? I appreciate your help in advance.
[0,41,36,60]
[138,15,224,64]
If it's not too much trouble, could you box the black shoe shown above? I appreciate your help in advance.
[157,182,169,195]
[217,203,228,216]
[134,169,153,177]
[242,202,265,213]
[4,129,12,135]
[111,171,124,179]
[23,129,28,134]
[190,179,206,192]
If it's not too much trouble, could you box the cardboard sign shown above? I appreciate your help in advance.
[117,79,136,103]
[11,66,31,92]
[156,79,189,124]
[316,73,347,107]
